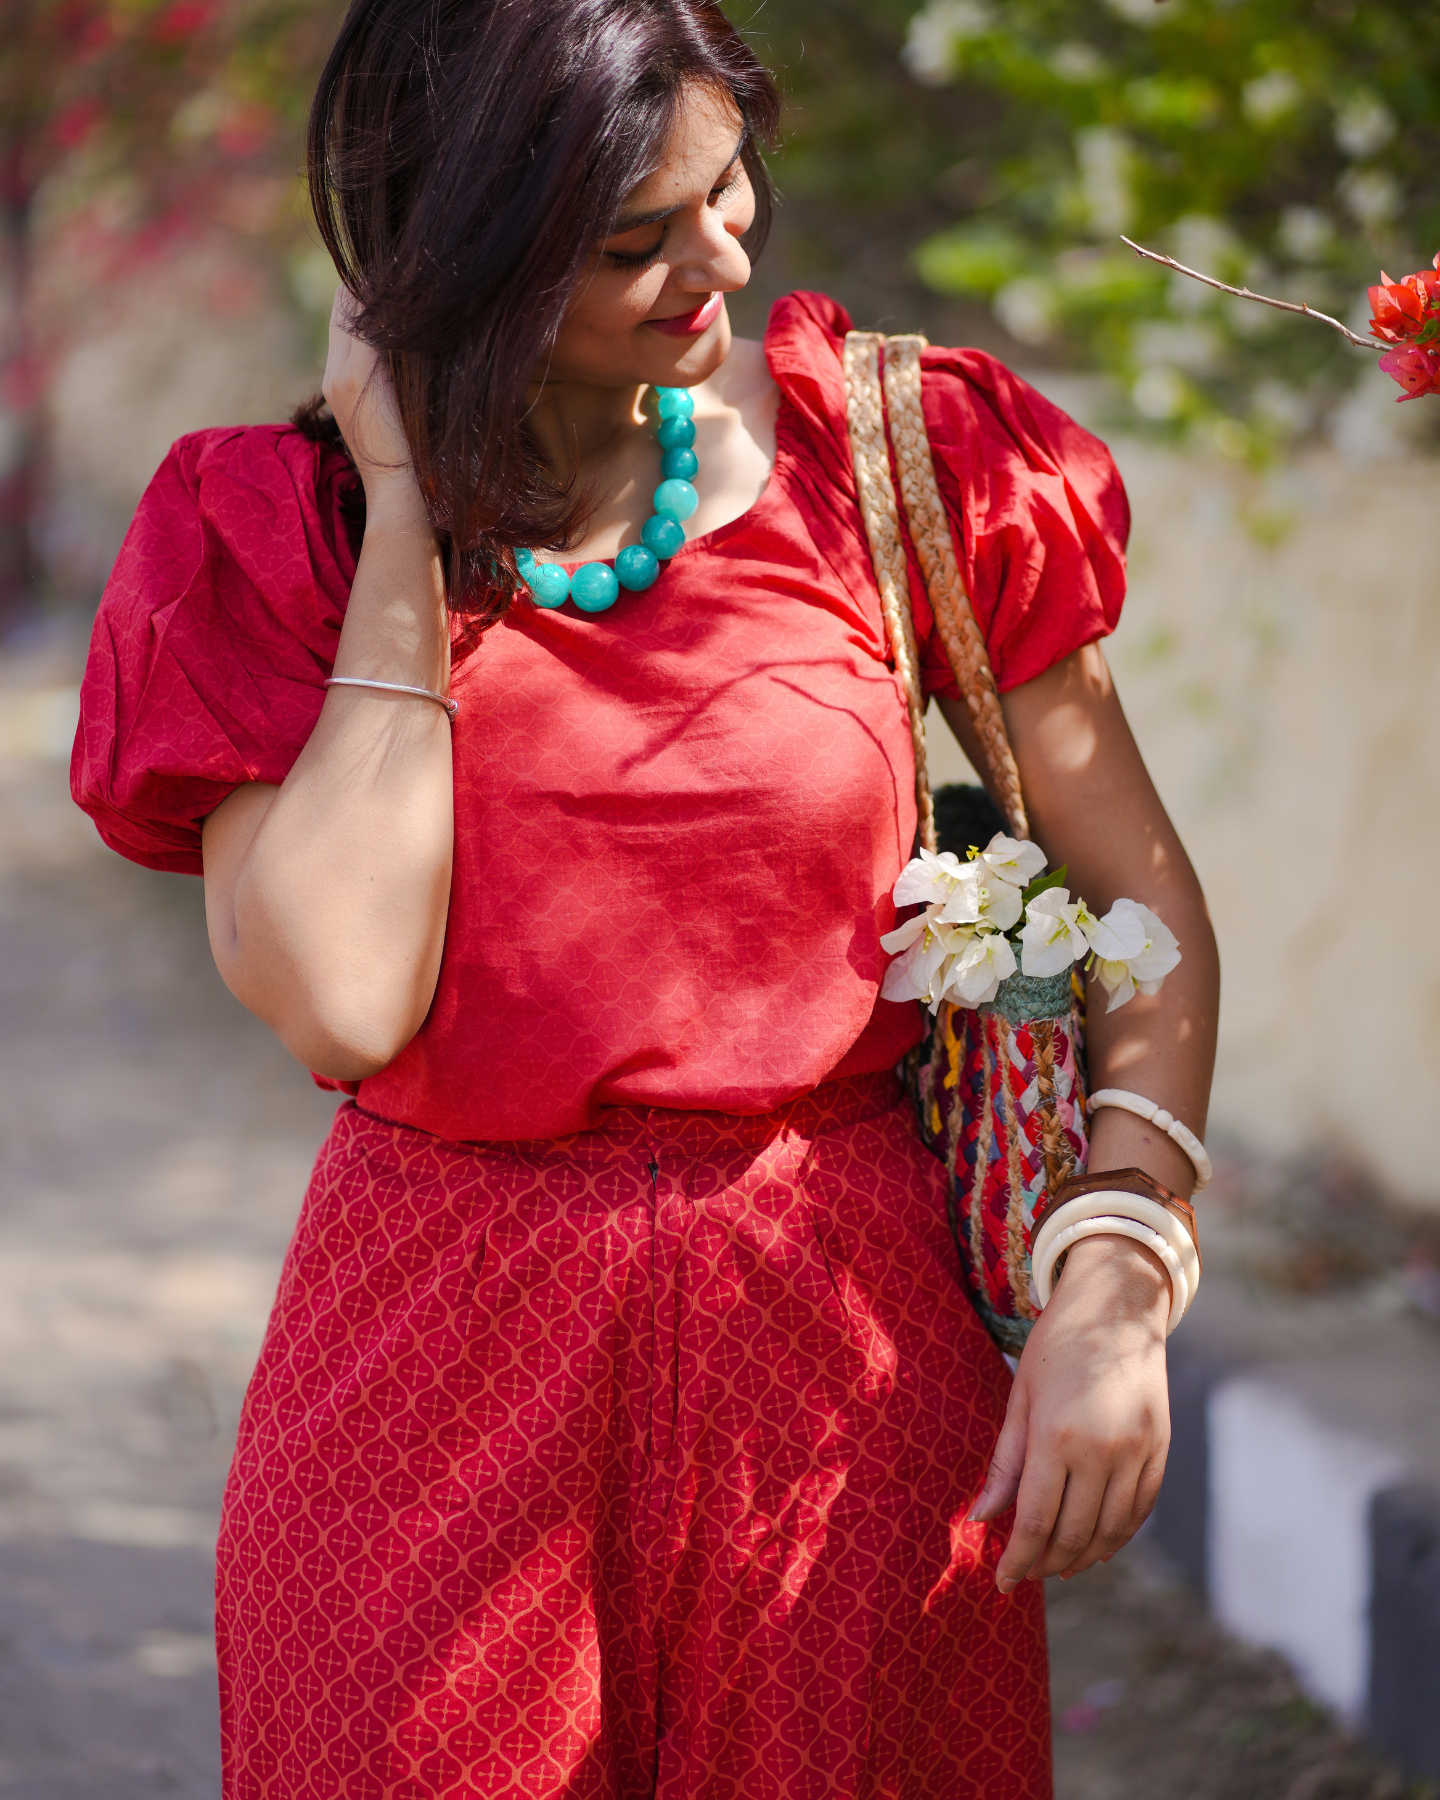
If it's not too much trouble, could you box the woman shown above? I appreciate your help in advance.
[73,0,1219,1794]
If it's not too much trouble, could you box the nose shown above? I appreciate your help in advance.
[669,203,751,297]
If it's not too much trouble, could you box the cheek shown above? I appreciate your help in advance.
[566,270,666,341]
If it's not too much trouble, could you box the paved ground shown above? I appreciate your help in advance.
[0,642,1419,1798]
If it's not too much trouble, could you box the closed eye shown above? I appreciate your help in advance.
[603,151,746,269]
[607,240,665,270]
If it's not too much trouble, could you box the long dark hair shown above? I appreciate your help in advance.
[303,0,780,627]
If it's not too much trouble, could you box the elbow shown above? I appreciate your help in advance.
[218,958,432,1081]
[273,991,428,1082]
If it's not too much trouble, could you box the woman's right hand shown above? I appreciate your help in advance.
[321,288,419,511]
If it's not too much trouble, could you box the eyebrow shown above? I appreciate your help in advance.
[608,135,747,235]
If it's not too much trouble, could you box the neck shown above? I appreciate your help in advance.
[525,378,650,483]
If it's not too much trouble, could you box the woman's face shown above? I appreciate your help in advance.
[544,84,756,392]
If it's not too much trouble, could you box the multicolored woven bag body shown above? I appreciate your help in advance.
[913,965,1089,1353]
[842,330,1091,1352]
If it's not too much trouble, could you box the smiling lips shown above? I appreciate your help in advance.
[647,293,724,337]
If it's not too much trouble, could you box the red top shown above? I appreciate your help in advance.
[72,291,1128,1142]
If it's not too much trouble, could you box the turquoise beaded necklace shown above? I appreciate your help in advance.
[516,386,698,614]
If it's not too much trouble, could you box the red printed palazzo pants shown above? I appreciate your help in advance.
[217,1071,1051,1799]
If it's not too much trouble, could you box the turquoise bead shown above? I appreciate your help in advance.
[527,562,570,608]
[660,446,699,481]
[615,544,660,591]
[641,513,686,559]
[656,416,696,452]
[653,478,698,522]
[520,404,700,605]
[571,561,620,612]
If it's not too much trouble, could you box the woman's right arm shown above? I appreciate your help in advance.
[201,297,454,1080]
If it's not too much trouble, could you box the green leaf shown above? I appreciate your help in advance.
[914,224,1032,298]
[1020,864,1067,908]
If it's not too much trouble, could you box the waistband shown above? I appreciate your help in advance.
[351,1067,905,1164]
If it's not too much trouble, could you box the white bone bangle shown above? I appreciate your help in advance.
[324,677,458,721]
[1088,1088,1212,1189]
[1031,1189,1201,1333]
[1033,1216,1190,1335]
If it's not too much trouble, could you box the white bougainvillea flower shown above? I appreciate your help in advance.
[1080,900,1149,963]
[1090,900,1182,1011]
[880,911,961,1008]
[878,905,939,957]
[935,861,1024,932]
[942,927,1017,1007]
[892,847,969,909]
[1113,899,1182,992]
[1092,959,1138,1011]
[976,833,1048,889]
[1019,888,1089,976]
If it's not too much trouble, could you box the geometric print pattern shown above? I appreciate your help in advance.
[217,1072,1051,1799]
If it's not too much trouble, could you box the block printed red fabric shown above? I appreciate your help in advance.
[218,1073,1051,1799]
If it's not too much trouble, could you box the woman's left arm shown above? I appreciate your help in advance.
[937,642,1220,1592]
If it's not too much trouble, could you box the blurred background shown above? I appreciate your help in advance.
[2,1,1440,1796]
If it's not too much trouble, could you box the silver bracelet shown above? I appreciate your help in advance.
[323,677,458,721]
[1088,1088,1211,1189]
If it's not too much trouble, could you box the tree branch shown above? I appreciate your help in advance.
[1119,236,1382,352]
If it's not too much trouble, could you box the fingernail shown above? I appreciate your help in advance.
[996,1575,1017,1595]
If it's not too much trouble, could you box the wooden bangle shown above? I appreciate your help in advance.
[1034,1165,1201,1272]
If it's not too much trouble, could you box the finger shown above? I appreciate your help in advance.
[1028,1463,1109,1582]
[968,1383,1031,1524]
[994,1449,1068,1594]
[1095,1428,1171,1563]
[1056,1463,1144,1578]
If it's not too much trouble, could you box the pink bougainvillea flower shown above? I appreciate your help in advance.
[1378,343,1440,402]
[1369,255,1440,345]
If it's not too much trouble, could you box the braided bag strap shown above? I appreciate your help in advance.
[842,329,1030,842]
[881,336,1029,840]
[841,331,937,855]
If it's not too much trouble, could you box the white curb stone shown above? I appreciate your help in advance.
[1207,1376,1405,1720]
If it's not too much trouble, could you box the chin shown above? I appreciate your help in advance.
[649,307,733,386]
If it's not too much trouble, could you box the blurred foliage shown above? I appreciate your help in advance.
[9,0,1440,460]
[2,0,342,365]
[732,0,1440,453]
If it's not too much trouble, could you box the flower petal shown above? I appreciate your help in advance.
[1084,900,1148,961]
[879,912,931,954]
[978,833,1047,887]
[893,848,966,907]
[935,864,985,924]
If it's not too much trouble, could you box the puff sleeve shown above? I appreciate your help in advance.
[912,344,1129,698]
[71,424,361,875]
[764,292,1129,701]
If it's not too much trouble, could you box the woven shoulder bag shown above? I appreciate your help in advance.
[842,330,1090,1355]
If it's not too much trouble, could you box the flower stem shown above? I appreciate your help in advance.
[1119,237,1382,353]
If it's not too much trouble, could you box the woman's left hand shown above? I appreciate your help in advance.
[967,1231,1171,1589]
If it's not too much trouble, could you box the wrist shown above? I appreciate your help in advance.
[1055,1231,1170,1323]
[360,477,433,536]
